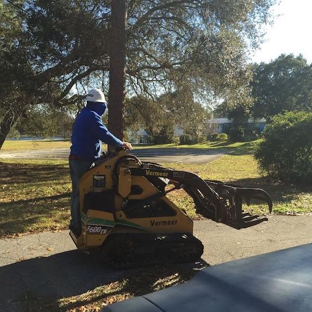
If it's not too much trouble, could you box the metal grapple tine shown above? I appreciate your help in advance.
[204,180,273,213]
[197,179,273,229]
[240,215,269,228]
[234,187,273,213]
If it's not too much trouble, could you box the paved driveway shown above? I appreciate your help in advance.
[0,215,311,311]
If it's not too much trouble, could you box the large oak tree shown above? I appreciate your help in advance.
[0,0,277,149]
[251,54,312,119]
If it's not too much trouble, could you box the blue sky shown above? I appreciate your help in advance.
[251,0,312,64]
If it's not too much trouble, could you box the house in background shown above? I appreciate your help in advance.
[206,118,232,134]
[127,129,150,144]
[127,118,266,144]
[250,118,266,133]
[127,125,185,145]
[206,118,266,134]
[173,125,184,137]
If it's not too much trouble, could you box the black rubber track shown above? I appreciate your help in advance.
[100,232,204,269]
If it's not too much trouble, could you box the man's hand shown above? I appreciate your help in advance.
[121,142,133,150]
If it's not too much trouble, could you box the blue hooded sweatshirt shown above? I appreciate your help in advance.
[70,102,123,159]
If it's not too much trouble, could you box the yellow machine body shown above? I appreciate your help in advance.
[70,149,272,268]
[72,150,193,250]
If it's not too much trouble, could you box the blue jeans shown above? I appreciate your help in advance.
[69,159,93,232]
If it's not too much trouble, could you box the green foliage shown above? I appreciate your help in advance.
[126,92,209,144]
[0,0,108,147]
[219,54,312,126]
[217,133,228,141]
[207,133,219,142]
[179,135,196,145]
[127,0,275,106]
[7,126,21,139]
[125,96,169,139]
[153,124,175,144]
[254,111,312,183]
[251,54,312,119]
[15,105,74,138]
[229,127,245,142]
[172,136,180,146]
[0,0,277,149]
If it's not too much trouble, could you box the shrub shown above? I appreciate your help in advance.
[7,127,21,139]
[243,134,258,142]
[229,127,244,142]
[207,133,219,142]
[172,136,180,145]
[179,134,196,144]
[254,111,312,183]
[216,133,228,141]
[153,124,175,144]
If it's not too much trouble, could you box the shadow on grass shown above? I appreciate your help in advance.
[218,146,256,155]
[0,162,69,185]
[206,141,259,155]
[229,176,312,207]
[1,161,311,237]
[0,193,71,236]
[0,250,208,311]
[0,162,71,236]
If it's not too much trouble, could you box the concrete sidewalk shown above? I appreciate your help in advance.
[0,215,311,311]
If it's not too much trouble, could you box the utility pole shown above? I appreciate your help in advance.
[108,0,126,150]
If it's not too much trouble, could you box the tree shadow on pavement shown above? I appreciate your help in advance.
[0,249,208,311]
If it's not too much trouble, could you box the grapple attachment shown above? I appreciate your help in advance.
[184,179,272,229]
[118,156,273,230]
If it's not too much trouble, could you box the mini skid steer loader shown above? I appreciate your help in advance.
[70,149,272,269]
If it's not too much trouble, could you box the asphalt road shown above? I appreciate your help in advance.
[0,147,224,164]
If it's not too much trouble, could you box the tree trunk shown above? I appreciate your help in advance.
[108,0,126,151]
[0,109,21,150]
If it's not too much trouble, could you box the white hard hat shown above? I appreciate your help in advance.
[85,88,106,103]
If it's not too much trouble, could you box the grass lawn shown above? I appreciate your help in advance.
[1,140,310,238]
[1,139,312,311]
[2,139,71,151]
